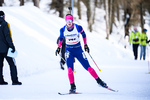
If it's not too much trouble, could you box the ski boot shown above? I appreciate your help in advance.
[69,83,76,93]
[12,81,22,85]
[96,77,108,88]
[0,81,8,85]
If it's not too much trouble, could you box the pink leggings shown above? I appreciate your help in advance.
[68,67,98,83]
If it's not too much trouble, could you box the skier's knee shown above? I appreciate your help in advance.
[68,67,73,74]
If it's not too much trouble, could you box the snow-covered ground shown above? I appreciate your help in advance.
[0,5,150,100]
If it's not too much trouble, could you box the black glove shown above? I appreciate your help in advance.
[11,46,15,53]
[84,44,90,53]
[146,40,150,43]
[55,47,61,56]
[141,39,144,41]
[133,38,139,42]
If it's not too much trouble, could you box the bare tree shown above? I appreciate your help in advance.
[87,0,92,32]
[122,0,144,34]
[109,0,115,34]
[0,0,4,6]
[50,0,64,18]
[81,0,91,24]
[32,0,40,8]
[20,0,24,6]
[81,0,95,32]
[140,2,144,32]
[105,0,110,39]
[77,0,81,19]
[139,0,150,32]
[92,0,97,24]
[103,0,115,38]
[122,0,131,36]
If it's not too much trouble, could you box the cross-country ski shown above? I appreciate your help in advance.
[58,86,118,96]
[58,92,82,95]
[105,87,118,92]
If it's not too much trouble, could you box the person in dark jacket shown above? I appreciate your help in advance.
[0,11,22,85]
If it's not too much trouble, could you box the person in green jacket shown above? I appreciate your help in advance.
[129,27,141,60]
[140,29,149,60]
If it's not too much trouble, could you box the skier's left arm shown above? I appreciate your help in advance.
[146,35,150,44]
[78,25,89,53]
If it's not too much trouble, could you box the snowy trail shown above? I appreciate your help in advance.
[0,60,150,100]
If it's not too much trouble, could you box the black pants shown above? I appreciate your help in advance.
[60,46,75,65]
[132,44,139,60]
[0,53,18,82]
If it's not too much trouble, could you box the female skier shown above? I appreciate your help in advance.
[55,14,107,93]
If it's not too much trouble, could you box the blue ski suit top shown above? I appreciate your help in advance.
[58,23,90,71]
[59,24,86,47]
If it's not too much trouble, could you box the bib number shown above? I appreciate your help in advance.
[66,34,80,45]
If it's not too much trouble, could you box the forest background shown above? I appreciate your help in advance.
[1,0,150,45]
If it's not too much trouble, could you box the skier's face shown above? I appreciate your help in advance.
[66,20,73,27]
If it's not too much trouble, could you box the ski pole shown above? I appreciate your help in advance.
[58,54,76,73]
[88,53,101,71]
[68,7,72,15]
[59,54,66,63]
[147,47,150,73]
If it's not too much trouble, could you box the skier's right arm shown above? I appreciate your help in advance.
[58,28,64,47]
[55,28,64,56]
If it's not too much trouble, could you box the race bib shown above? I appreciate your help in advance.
[65,34,80,45]
[64,25,80,45]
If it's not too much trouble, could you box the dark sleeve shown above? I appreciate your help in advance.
[56,37,59,44]
[59,28,64,41]
[78,25,86,38]
[3,22,14,48]
[146,37,150,43]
